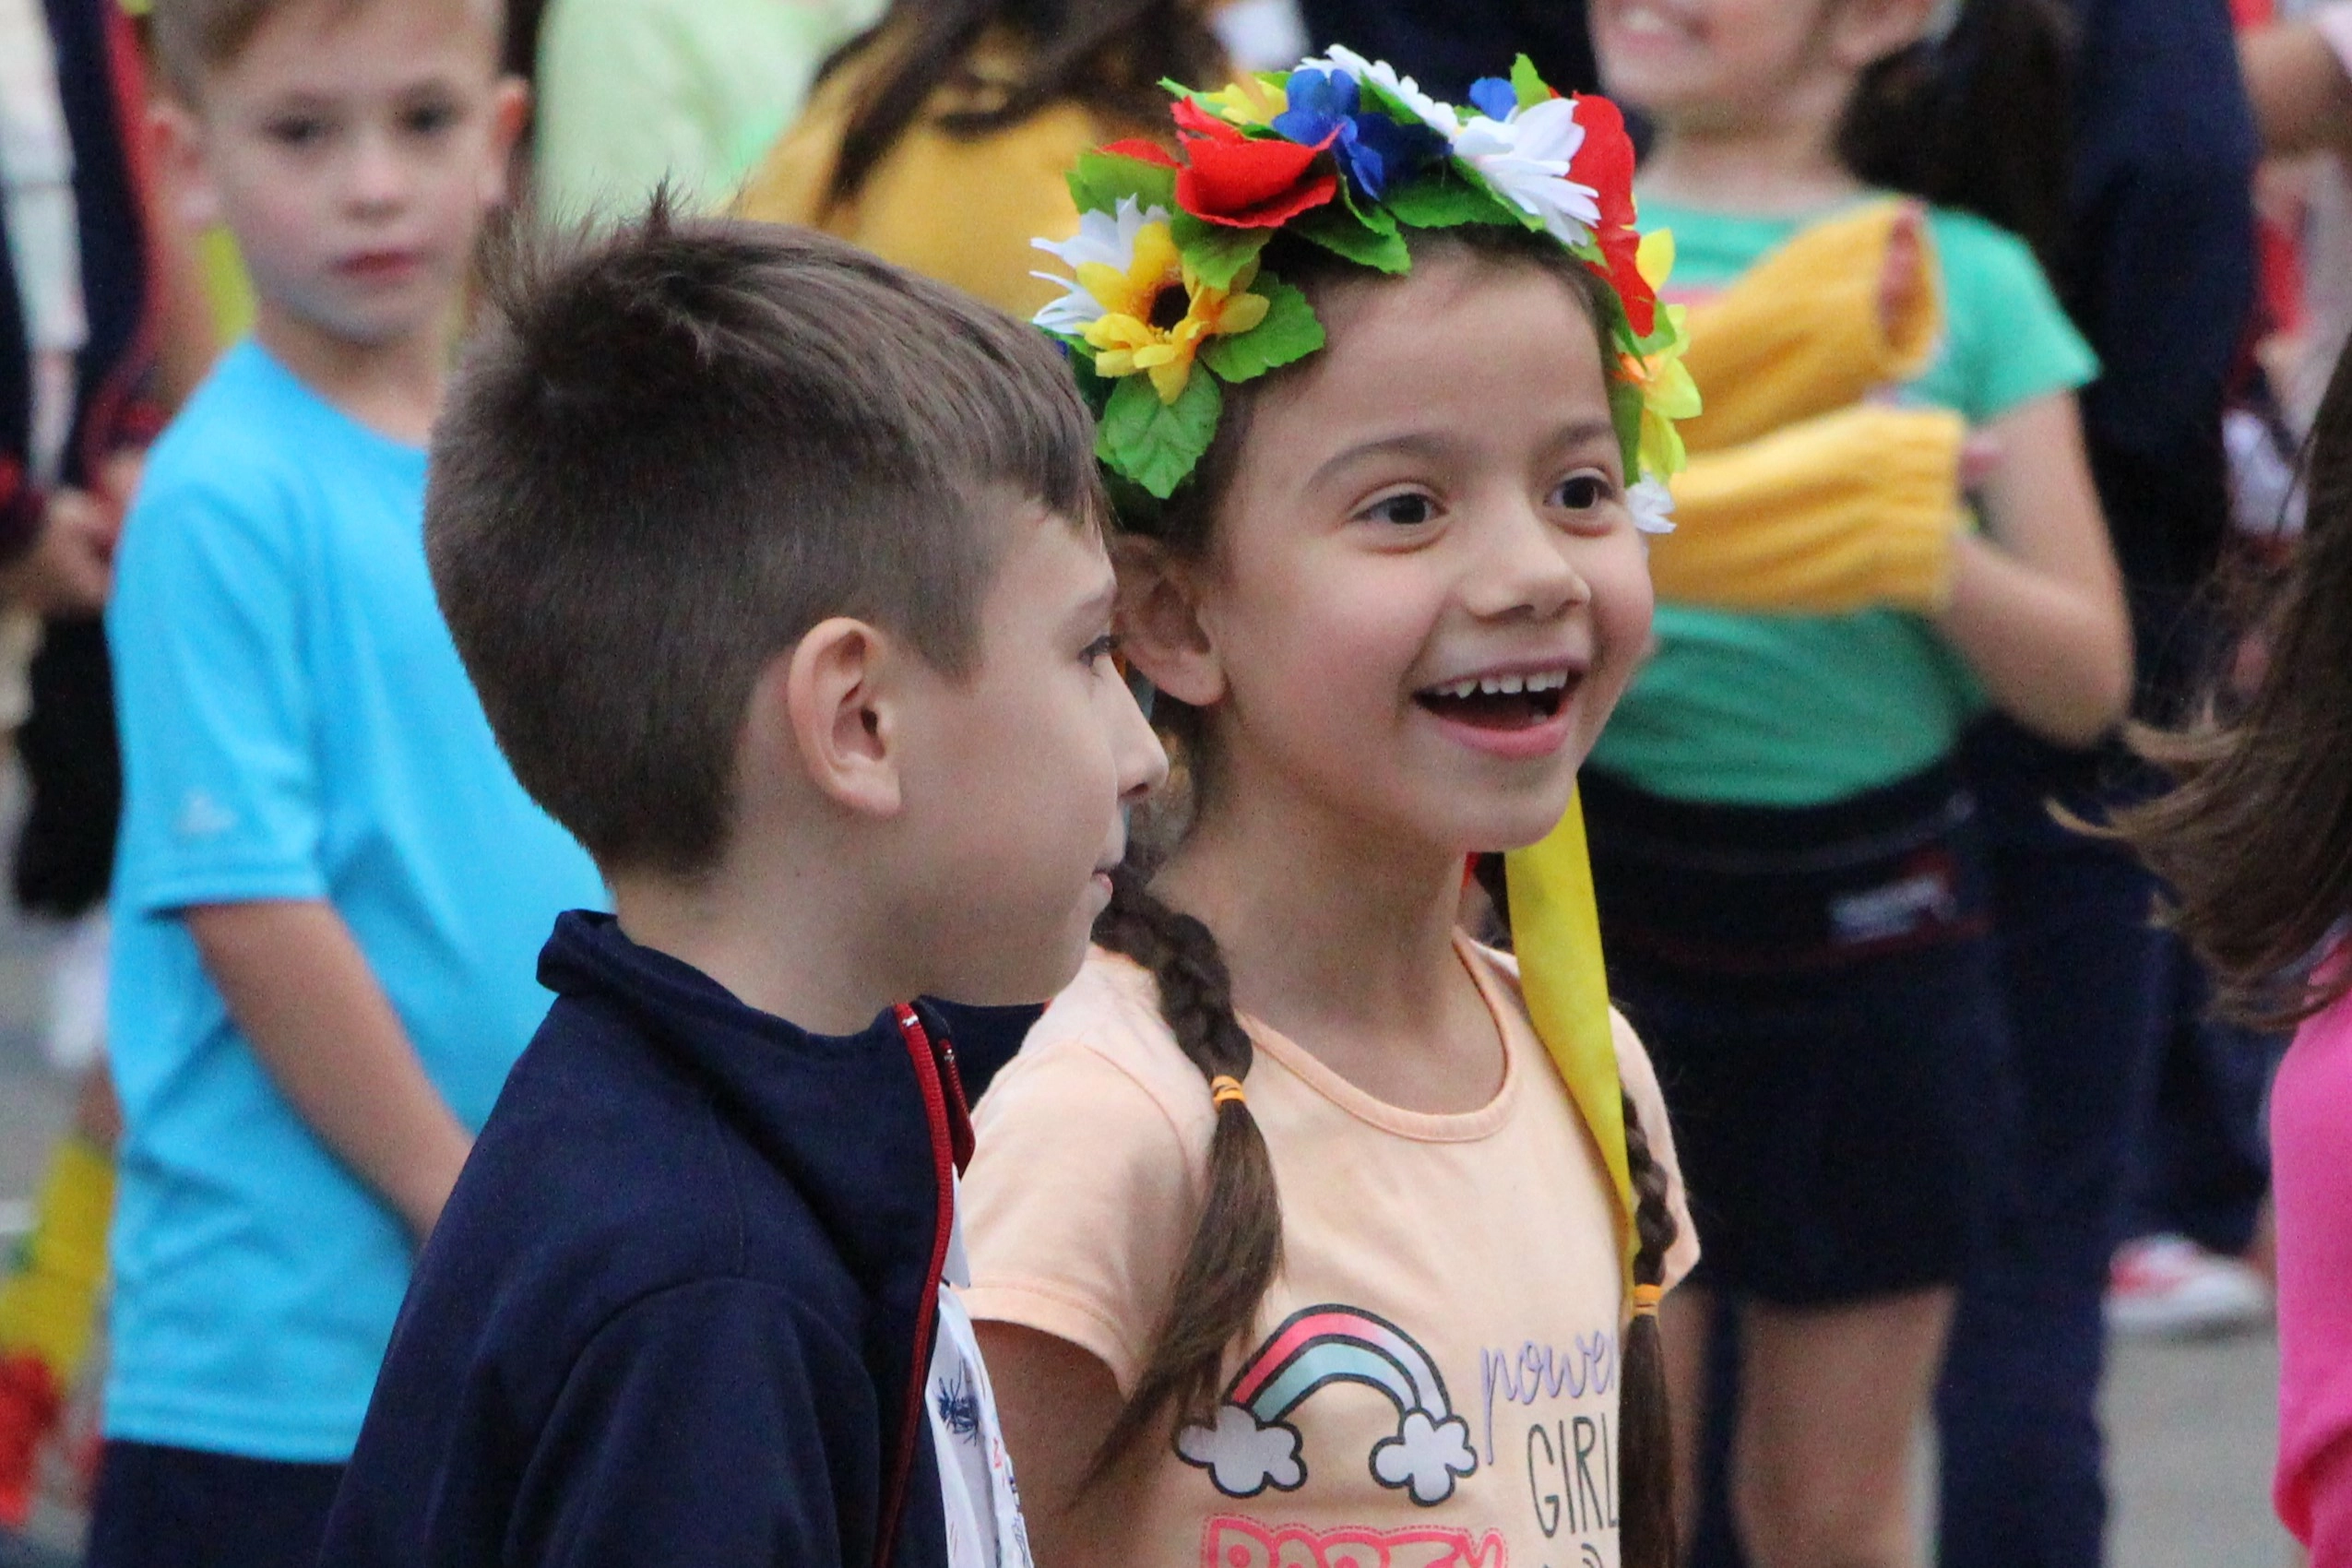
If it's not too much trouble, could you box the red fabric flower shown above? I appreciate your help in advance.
[1166,98,1339,229]
[1569,94,1654,337]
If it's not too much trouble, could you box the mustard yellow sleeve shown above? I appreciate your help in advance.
[1645,404,1968,614]
[732,70,853,229]
[1677,200,1943,456]
[737,90,1099,320]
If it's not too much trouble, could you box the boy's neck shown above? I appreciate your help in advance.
[254,298,450,448]
[610,861,910,1039]
[1639,114,1868,218]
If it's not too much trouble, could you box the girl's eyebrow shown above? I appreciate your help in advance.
[1311,418,1621,487]
[1307,432,1460,488]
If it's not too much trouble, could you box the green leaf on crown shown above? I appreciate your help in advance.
[1067,150,1177,216]
[1099,371,1223,501]
[1200,275,1324,384]
[1293,204,1413,272]
[1385,169,1521,230]
[1510,54,1551,112]
[1610,376,1647,483]
[1171,215,1272,291]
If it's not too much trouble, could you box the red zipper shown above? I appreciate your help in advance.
[876,1003,965,1568]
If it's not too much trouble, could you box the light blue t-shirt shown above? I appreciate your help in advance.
[103,341,606,1461]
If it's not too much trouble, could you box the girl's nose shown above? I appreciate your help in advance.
[1464,502,1588,623]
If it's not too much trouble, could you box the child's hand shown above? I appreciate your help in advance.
[1879,204,1928,348]
[1960,431,2004,492]
[3,488,119,614]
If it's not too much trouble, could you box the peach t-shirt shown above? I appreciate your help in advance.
[961,936,1699,1568]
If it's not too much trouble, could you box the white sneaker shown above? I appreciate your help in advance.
[2106,1233,2273,1339]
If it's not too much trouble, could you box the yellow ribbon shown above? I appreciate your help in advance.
[1504,786,1639,1291]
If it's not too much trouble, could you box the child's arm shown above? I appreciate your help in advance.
[1931,391,2133,745]
[186,899,471,1242]
[975,1323,1131,1568]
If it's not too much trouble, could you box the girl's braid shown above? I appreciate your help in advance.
[1086,870,1285,1481]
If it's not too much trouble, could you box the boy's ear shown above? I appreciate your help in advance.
[1829,0,1940,67]
[481,77,531,208]
[151,100,220,233]
[773,617,904,818]
[1111,536,1224,709]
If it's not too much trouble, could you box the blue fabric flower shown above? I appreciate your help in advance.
[1273,67,1447,201]
[1467,76,1521,125]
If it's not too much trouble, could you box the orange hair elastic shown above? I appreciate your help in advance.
[1629,1284,1664,1317]
[1209,1075,1247,1108]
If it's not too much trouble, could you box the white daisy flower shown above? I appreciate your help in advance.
[1031,197,1172,335]
[1452,96,1602,246]
[1305,44,1460,139]
[1628,477,1677,535]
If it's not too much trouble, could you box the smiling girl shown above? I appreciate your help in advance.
[955,51,1699,1568]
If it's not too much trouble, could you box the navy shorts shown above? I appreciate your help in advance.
[86,1441,343,1568]
[1584,764,2013,1307]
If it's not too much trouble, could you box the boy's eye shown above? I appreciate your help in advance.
[402,101,460,137]
[266,115,331,148]
[1082,633,1121,668]
[1360,492,1437,528]
[1554,473,1614,510]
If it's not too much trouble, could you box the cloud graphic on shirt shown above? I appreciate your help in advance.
[1372,1408,1479,1504]
[1176,1404,1306,1497]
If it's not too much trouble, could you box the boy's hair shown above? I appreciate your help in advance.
[151,0,506,100]
[429,204,1103,878]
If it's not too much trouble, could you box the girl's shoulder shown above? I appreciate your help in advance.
[974,945,1219,1146]
[1455,939,1661,1093]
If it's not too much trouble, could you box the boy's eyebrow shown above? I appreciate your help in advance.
[1062,576,1117,637]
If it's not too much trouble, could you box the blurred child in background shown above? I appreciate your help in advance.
[90,1,603,1562]
[1586,0,2130,1561]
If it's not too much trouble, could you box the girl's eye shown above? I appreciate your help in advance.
[1082,633,1122,669]
[1360,492,1438,528]
[1554,473,1614,511]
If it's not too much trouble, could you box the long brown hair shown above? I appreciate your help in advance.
[1837,0,2076,276]
[819,0,1226,209]
[2111,345,2352,1030]
[1087,226,1684,1568]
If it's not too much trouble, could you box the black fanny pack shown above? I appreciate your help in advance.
[1582,762,1990,976]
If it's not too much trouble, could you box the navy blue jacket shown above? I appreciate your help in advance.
[318,911,978,1568]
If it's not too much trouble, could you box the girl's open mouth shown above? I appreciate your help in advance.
[1413,670,1575,731]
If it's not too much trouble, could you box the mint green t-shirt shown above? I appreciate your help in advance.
[1586,201,2098,806]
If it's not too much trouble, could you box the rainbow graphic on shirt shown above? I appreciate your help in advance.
[1176,1304,1479,1505]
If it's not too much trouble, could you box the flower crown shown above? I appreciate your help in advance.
[1031,48,1698,526]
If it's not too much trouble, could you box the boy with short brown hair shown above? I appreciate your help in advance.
[315,211,1164,1565]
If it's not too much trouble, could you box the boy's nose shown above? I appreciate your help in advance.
[1115,684,1170,804]
[344,130,413,210]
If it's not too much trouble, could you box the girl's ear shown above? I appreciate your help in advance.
[1828,0,1939,67]
[1113,536,1226,709]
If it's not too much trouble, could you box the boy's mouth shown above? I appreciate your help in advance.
[1413,667,1576,731]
